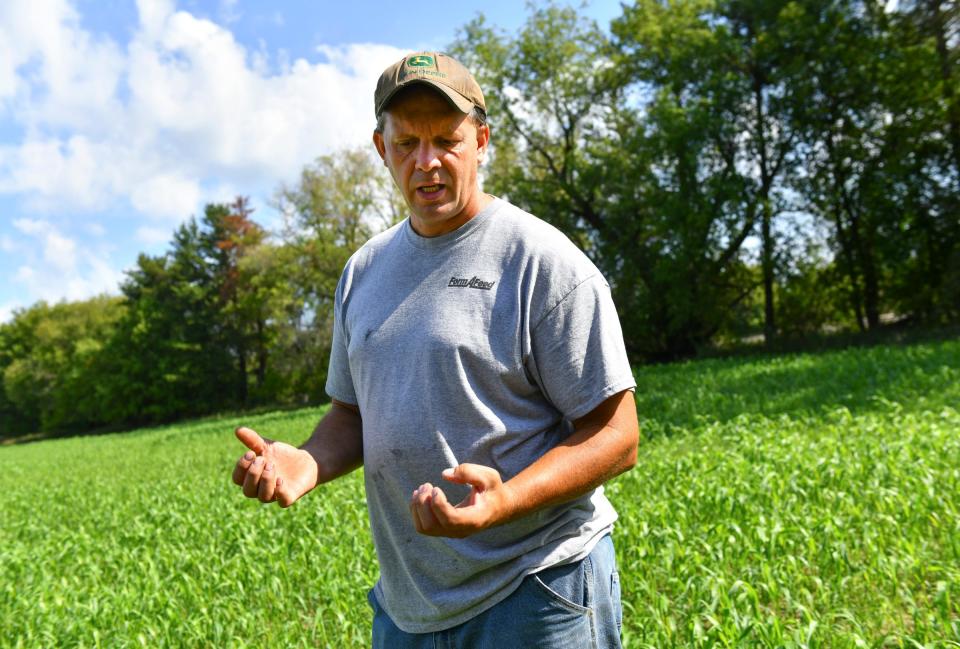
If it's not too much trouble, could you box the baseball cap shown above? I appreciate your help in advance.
[374,52,486,118]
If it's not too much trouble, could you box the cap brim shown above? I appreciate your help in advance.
[377,80,475,116]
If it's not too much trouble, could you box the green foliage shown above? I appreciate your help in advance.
[453,1,959,359]
[0,149,400,435]
[785,0,959,331]
[0,406,377,647]
[0,296,125,435]
[99,211,244,425]
[1,341,957,646]
[454,4,756,360]
[267,147,404,406]
[3,1,958,435]
[775,259,855,339]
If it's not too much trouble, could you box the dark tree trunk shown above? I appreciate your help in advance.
[255,318,267,389]
[833,208,867,332]
[237,344,248,406]
[840,194,880,330]
[761,198,776,344]
[857,224,881,329]
[751,60,777,346]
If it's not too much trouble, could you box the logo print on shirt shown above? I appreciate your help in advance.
[448,276,496,290]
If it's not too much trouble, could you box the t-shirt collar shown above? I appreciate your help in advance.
[402,197,502,251]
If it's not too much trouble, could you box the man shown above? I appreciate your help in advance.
[232,52,639,648]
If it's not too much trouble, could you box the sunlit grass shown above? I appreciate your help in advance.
[1,340,958,647]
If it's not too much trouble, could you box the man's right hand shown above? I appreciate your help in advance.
[232,427,319,507]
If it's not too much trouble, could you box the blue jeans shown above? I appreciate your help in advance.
[369,534,622,649]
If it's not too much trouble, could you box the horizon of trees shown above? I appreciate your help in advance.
[1,0,957,437]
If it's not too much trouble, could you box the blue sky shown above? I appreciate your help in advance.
[0,0,624,322]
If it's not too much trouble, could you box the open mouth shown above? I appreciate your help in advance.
[416,184,445,199]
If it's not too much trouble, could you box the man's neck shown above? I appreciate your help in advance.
[412,193,495,238]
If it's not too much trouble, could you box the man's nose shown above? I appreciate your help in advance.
[414,142,441,172]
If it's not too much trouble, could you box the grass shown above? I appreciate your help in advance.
[1,339,958,647]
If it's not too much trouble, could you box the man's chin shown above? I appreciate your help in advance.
[411,203,453,223]
[410,205,472,237]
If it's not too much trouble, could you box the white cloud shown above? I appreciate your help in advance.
[15,265,34,283]
[0,0,125,132]
[136,225,174,246]
[85,222,106,237]
[0,0,408,218]
[219,0,241,24]
[0,136,111,211]
[130,173,201,222]
[12,217,50,235]
[136,0,176,41]
[0,0,410,313]
[10,219,124,304]
[13,217,78,274]
[43,230,76,272]
[12,246,125,305]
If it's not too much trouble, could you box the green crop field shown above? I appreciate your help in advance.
[2,339,958,647]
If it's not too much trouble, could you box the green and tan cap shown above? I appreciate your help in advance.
[374,52,486,118]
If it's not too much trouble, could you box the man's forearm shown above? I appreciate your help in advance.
[300,400,364,485]
[411,389,639,538]
[499,390,638,524]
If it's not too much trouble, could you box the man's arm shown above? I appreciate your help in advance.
[232,399,364,507]
[409,389,639,537]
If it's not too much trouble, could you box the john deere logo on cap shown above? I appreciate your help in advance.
[407,55,434,67]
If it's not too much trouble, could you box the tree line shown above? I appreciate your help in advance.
[1,0,957,437]
[454,0,958,357]
[0,151,404,436]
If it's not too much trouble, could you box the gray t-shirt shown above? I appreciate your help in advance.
[325,197,636,633]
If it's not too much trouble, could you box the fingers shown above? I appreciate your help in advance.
[428,486,456,527]
[232,428,292,506]
[243,456,267,499]
[234,451,277,504]
[410,464,514,537]
[235,426,267,454]
[257,461,277,503]
[410,483,439,533]
[232,450,256,486]
[441,463,501,491]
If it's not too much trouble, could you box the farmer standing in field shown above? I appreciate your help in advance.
[231,52,638,648]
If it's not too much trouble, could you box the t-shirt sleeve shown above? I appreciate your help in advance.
[324,274,358,406]
[526,274,636,421]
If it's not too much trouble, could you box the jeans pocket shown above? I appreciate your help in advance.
[530,556,593,615]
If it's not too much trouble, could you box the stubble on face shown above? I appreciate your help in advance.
[373,86,491,238]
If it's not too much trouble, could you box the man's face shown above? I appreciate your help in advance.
[373,86,490,238]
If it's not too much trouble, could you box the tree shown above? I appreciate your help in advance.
[892,0,960,322]
[99,204,261,425]
[786,1,959,328]
[270,147,403,399]
[615,0,807,346]
[454,4,762,359]
[0,296,125,435]
[204,197,267,406]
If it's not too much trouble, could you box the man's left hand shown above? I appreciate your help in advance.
[410,390,639,539]
[409,464,517,538]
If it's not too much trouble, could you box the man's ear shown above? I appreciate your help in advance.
[476,123,490,163]
[373,130,387,164]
